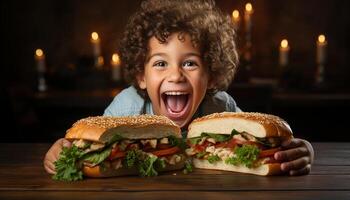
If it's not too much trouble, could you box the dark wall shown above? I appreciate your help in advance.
[2,0,350,89]
[2,0,142,89]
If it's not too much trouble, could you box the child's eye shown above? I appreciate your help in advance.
[183,60,198,67]
[153,61,167,67]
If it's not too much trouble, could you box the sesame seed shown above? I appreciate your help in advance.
[193,112,288,127]
[73,115,177,129]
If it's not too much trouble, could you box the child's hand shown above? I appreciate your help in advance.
[274,138,314,176]
[43,138,71,174]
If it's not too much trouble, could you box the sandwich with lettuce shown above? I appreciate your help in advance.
[185,112,293,176]
[53,115,186,181]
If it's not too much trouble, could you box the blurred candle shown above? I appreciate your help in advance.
[232,10,240,30]
[111,53,121,82]
[34,48,47,92]
[91,32,102,67]
[91,32,101,57]
[97,56,104,67]
[279,39,290,67]
[315,34,327,84]
[316,34,327,65]
[35,48,46,73]
[244,3,253,35]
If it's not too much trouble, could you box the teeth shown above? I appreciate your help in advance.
[164,91,188,95]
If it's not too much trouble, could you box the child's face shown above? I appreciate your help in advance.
[137,33,210,128]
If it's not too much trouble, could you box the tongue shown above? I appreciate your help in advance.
[166,95,188,113]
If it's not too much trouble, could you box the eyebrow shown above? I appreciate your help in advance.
[145,52,201,63]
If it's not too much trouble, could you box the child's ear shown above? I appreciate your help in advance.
[136,73,147,89]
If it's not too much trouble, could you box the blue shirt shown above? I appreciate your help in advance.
[104,86,241,118]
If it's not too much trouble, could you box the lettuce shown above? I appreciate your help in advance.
[189,129,241,145]
[168,135,186,150]
[139,155,165,177]
[53,145,84,181]
[196,151,207,158]
[225,145,260,168]
[183,159,193,174]
[201,133,231,142]
[125,149,166,177]
[107,134,124,145]
[82,148,112,165]
[188,137,202,145]
[125,149,141,168]
[53,133,124,181]
[207,155,221,164]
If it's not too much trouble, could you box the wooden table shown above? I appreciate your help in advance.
[0,143,349,199]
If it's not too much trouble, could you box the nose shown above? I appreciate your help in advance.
[167,65,186,83]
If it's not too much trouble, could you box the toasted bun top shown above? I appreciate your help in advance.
[65,115,181,143]
[187,112,293,138]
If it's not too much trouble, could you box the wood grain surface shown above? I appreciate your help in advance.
[0,143,349,199]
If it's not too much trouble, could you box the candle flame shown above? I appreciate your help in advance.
[281,39,288,48]
[245,3,253,12]
[112,53,120,64]
[318,34,326,43]
[91,32,99,40]
[232,10,239,19]
[35,49,44,57]
[98,56,104,66]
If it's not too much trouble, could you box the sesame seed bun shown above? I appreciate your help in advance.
[187,112,292,176]
[65,115,181,143]
[188,112,293,139]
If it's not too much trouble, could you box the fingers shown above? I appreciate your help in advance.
[62,139,72,148]
[275,138,314,176]
[275,146,309,161]
[44,158,56,174]
[43,138,70,175]
[281,156,310,172]
[302,140,314,164]
[51,138,70,159]
[281,138,303,149]
[44,148,58,174]
[289,164,312,176]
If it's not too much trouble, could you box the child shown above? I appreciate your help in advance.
[44,0,314,176]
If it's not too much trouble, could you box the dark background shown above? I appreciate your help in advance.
[1,0,350,143]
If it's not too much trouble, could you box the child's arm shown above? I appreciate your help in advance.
[43,138,72,174]
[274,138,314,176]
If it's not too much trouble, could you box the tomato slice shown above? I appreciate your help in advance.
[109,147,126,160]
[194,141,211,152]
[259,147,282,158]
[226,138,242,148]
[214,138,243,149]
[157,144,173,149]
[214,142,227,148]
[150,146,180,157]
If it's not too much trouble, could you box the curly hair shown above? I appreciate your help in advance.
[119,0,238,97]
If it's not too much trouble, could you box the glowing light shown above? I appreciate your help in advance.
[91,32,99,40]
[35,49,43,57]
[232,10,239,19]
[112,53,120,64]
[318,34,326,43]
[281,39,289,48]
[245,3,253,12]
[97,56,104,66]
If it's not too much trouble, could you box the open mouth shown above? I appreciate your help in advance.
[161,91,191,120]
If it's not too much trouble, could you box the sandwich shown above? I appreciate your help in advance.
[185,112,293,176]
[53,115,186,181]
